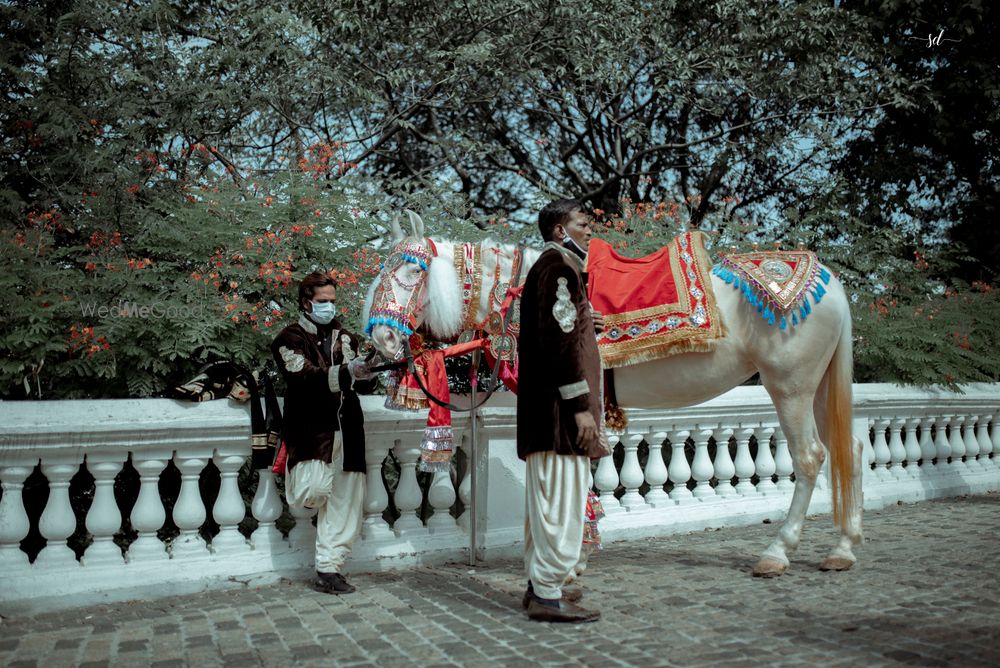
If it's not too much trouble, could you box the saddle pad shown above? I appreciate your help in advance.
[712,250,831,329]
[587,232,724,368]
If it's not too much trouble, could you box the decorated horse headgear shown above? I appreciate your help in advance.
[365,237,437,337]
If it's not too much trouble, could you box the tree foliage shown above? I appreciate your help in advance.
[1,0,996,397]
[838,0,999,283]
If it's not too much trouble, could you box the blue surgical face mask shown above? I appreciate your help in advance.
[309,301,336,325]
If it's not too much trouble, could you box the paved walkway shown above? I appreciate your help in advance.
[2,494,998,667]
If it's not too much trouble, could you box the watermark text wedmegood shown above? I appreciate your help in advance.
[79,301,205,320]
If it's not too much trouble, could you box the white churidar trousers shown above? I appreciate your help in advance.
[284,432,365,574]
[523,450,589,600]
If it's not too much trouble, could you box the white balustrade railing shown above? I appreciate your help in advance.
[1,383,998,614]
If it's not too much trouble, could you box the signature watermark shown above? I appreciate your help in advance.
[79,300,205,320]
[906,28,961,48]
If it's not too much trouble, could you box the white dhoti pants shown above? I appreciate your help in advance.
[524,450,590,600]
[285,433,365,574]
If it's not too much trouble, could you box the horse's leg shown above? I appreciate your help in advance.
[752,392,826,578]
[812,316,864,572]
[817,435,863,572]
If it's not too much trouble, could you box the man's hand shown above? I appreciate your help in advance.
[574,410,598,449]
[591,307,606,334]
[348,356,376,381]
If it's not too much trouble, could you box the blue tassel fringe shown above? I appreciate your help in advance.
[713,262,832,330]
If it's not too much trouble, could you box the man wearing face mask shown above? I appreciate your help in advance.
[517,198,610,623]
[270,271,377,594]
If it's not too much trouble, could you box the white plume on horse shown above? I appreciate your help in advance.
[364,216,863,578]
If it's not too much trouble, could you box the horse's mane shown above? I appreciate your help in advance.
[424,240,462,339]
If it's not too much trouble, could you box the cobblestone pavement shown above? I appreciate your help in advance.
[2,494,998,667]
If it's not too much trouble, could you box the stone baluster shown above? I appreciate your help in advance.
[427,469,458,532]
[210,450,249,555]
[871,419,892,481]
[250,469,285,552]
[363,439,394,540]
[690,428,715,499]
[949,415,968,471]
[733,427,756,496]
[753,426,777,495]
[128,453,169,562]
[392,439,425,532]
[992,413,1000,464]
[643,431,670,507]
[976,415,994,468]
[287,501,318,550]
[619,434,647,509]
[886,419,907,479]
[82,452,126,567]
[934,416,952,467]
[457,434,472,532]
[917,418,936,471]
[773,428,794,493]
[901,418,922,478]
[170,452,210,558]
[903,417,923,478]
[594,435,622,513]
[667,430,694,503]
[860,419,876,474]
[963,416,984,471]
[35,459,82,569]
[0,462,34,569]
[713,428,737,497]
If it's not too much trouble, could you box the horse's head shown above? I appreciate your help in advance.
[363,211,462,359]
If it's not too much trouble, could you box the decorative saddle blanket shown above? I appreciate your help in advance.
[712,250,832,329]
[587,233,724,368]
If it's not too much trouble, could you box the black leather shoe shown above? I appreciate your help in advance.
[526,597,600,623]
[314,571,356,595]
[522,581,583,609]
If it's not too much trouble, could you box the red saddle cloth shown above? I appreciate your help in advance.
[587,232,724,368]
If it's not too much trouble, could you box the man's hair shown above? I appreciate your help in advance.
[538,198,586,242]
[298,271,338,311]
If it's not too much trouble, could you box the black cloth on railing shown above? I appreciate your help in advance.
[168,361,282,469]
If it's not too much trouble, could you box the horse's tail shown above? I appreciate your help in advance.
[825,304,859,533]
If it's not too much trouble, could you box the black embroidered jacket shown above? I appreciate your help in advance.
[270,315,377,472]
[516,243,603,460]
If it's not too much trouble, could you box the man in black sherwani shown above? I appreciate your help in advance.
[517,199,608,623]
[271,271,377,594]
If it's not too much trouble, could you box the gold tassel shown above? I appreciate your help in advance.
[605,403,628,432]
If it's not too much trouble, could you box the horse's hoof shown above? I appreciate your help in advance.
[818,556,854,572]
[752,558,787,578]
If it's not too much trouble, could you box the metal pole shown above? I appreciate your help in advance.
[468,348,480,566]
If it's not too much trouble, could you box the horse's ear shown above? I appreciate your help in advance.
[405,209,424,239]
[388,214,405,242]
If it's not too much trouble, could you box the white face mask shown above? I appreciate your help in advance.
[562,233,588,260]
[309,301,336,325]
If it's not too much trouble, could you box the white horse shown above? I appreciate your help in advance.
[364,212,863,576]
